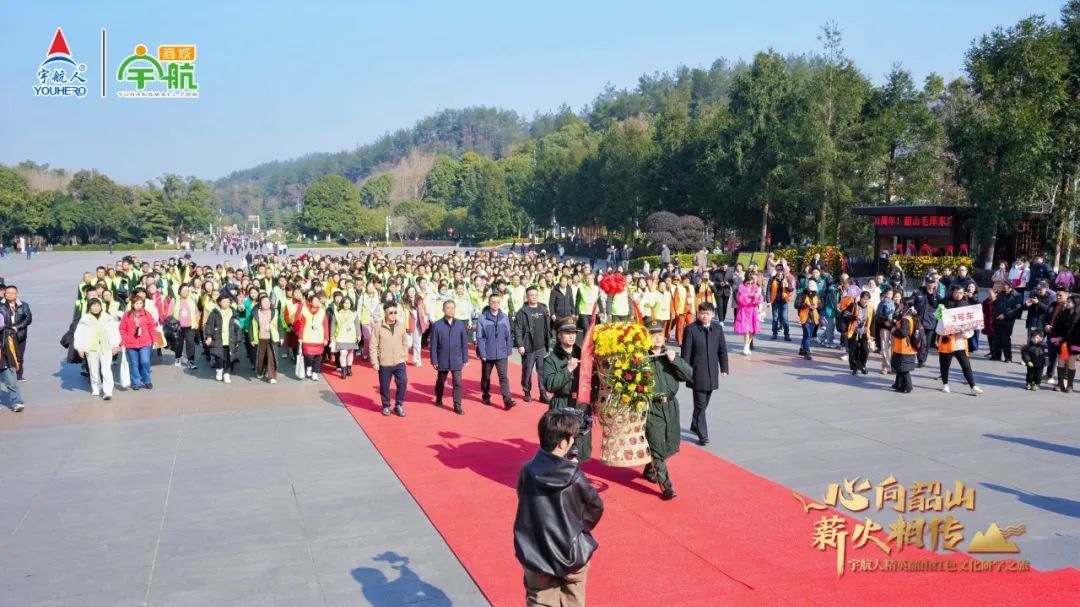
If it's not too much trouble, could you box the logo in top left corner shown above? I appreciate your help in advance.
[33,27,88,98]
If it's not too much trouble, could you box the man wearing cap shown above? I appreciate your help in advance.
[912,275,940,367]
[680,302,729,446]
[644,319,694,499]
[794,281,823,361]
[542,318,593,461]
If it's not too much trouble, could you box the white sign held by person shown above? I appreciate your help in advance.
[939,304,984,335]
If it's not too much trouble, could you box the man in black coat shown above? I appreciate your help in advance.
[990,281,1024,363]
[548,275,574,324]
[680,302,730,446]
[710,262,733,325]
[514,286,552,403]
[0,285,32,381]
[514,409,604,606]
[911,275,939,367]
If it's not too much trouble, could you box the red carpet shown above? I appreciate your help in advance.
[326,359,1080,606]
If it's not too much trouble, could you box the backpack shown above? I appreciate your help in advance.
[907,316,924,351]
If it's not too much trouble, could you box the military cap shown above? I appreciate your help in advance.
[647,319,665,334]
[556,317,579,334]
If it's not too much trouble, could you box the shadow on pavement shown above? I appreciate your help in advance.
[983,434,1080,458]
[351,551,451,606]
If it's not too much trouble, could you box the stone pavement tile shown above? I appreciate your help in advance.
[169,458,292,494]
[146,539,323,607]
[163,485,301,527]
[298,494,422,543]
[0,558,150,606]
[156,515,308,561]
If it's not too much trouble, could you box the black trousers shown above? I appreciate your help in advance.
[939,351,975,387]
[480,358,511,403]
[895,371,913,392]
[175,327,197,362]
[691,390,712,440]
[990,322,1014,361]
[303,353,323,372]
[15,339,25,380]
[521,349,548,399]
[916,327,930,365]
[1047,342,1059,379]
[378,363,407,408]
[848,333,869,371]
[717,294,731,323]
[1026,363,1045,384]
[435,369,463,405]
[214,355,234,373]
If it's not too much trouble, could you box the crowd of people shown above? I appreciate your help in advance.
[0,248,1072,497]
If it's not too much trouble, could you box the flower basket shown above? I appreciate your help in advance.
[598,409,651,467]
[591,322,655,467]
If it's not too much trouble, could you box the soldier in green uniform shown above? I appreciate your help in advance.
[542,317,593,462]
[643,319,694,500]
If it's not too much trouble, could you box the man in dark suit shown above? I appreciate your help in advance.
[680,302,730,446]
[430,299,470,414]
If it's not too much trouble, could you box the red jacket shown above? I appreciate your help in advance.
[119,310,157,349]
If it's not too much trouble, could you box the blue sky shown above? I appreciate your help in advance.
[0,0,1065,185]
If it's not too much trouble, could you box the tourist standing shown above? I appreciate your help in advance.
[372,301,409,417]
[514,286,551,403]
[680,302,729,446]
[430,300,470,414]
[74,298,120,400]
[1,286,31,381]
[119,297,157,390]
[476,293,516,409]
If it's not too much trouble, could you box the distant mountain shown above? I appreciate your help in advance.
[212,106,529,217]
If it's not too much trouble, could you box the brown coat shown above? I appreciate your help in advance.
[370,321,410,368]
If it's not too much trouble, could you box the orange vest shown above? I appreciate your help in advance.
[893,316,918,356]
[937,332,967,355]
[798,294,821,324]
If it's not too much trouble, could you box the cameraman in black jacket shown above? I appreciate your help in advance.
[514,409,604,606]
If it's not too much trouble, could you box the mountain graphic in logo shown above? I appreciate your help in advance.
[967,523,1023,553]
[33,27,87,97]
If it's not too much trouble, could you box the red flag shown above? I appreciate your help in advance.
[630,290,644,325]
[576,300,599,402]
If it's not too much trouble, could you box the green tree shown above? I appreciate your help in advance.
[0,167,32,240]
[465,158,513,240]
[720,51,795,248]
[359,173,395,207]
[945,16,1066,264]
[69,169,134,243]
[393,199,447,239]
[299,174,363,238]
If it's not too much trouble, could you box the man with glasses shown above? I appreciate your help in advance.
[371,301,410,417]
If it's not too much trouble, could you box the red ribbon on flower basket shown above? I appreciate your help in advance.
[577,299,599,403]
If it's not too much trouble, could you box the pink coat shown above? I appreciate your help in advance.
[734,283,763,335]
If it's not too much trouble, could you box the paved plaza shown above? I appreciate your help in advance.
[1,250,1078,606]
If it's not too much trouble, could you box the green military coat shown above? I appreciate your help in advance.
[646,351,694,458]
[542,344,593,462]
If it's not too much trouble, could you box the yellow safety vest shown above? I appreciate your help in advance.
[302,307,326,344]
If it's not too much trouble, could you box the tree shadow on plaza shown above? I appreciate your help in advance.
[983,434,1080,458]
[351,551,451,606]
[980,482,1080,519]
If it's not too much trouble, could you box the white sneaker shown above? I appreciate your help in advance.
[174,359,181,367]
[12,403,24,413]
[311,372,320,381]
[840,355,849,362]
[269,378,277,384]
[970,386,983,395]
[743,344,750,356]
[215,369,223,381]
[223,373,231,384]
[941,385,950,393]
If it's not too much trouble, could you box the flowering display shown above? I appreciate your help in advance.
[598,272,627,297]
[592,322,654,415]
